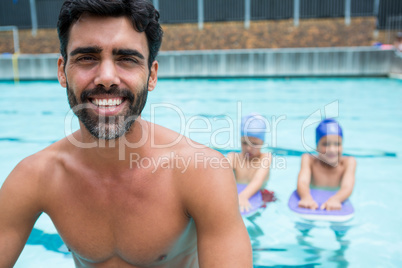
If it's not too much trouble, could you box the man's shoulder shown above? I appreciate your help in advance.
[148,122,186,148]
[150,121,225,159]
[14,138,70,178]
[147,121,231,180]
[226,151,238,157]
[169,141,230,179]
[2,140,68,199]
[149,124,237,216]
[175,142,229,174]
[173,147,236,216]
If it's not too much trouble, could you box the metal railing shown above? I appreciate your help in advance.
[0,26,20,53]
[0,25,20,82]
[0,0,401,31]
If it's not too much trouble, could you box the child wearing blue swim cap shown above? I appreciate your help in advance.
[296,119,356,211]
[227,113,275,213]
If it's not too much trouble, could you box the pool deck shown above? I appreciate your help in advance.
[0,47,401,80]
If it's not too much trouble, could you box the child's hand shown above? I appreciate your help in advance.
[238,195,252,213]
[320,197,342,210]
[298,197,319,210]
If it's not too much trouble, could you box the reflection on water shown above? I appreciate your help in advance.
[245,207,354,268]
[246,213,265,248]
[294,221,352,267]
[27,228,70,255]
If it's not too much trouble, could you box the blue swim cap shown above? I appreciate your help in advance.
[316,118,343,144]
[241,113,266,142]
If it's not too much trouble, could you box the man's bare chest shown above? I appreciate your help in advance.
[43,172,192,266]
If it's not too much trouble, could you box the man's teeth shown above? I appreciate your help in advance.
[92,98,123,106]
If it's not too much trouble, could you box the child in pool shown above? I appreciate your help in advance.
[297,119,356,211]
[227,113,274,213]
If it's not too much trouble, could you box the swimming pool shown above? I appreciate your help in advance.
[1,78,401,267]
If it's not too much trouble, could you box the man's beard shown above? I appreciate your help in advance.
[67,83,148,140]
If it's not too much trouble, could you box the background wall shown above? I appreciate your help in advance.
[0,47,398,80]
[1,0,401,54]
[0,17,394,54]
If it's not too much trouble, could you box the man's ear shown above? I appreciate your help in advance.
[57,56,67,88]
[147,60,158,92]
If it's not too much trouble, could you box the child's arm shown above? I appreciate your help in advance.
[320,157,356,210]
[297,154,319,210]
[238,153,271,213]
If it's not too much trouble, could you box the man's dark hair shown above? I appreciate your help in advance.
[57,0,163,69]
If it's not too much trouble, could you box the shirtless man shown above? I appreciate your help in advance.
[227,114,272,213]
[297,119,356,211]
[0,1,252,267]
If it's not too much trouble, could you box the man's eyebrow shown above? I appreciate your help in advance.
[70,46,102,57]
[113,49,145,60]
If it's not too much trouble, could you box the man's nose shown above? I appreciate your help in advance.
[94,60,120,89]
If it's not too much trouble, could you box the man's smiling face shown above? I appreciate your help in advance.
[58,14,158,139]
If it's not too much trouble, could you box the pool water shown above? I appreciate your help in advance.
[1,78,401,267]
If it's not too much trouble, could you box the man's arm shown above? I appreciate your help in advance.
[182,153,252,267]
[321,157,356,210]
[0,158,43,267]
[238,153,271,213]
[297,154,318,210]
